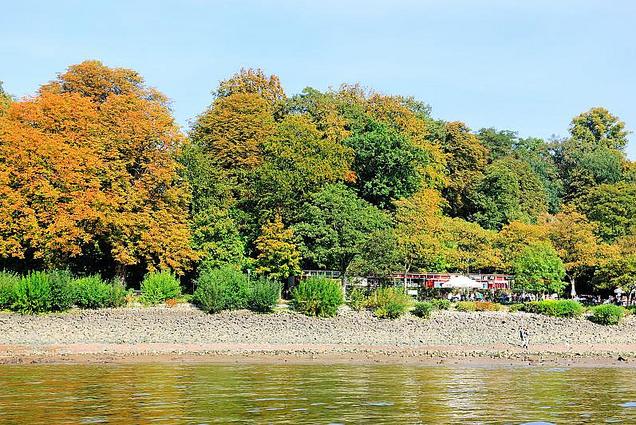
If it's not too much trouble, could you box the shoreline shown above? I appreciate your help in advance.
[3,342,636,367]
[2,306,636,367]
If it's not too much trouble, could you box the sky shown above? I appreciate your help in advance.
[1,0,635,158]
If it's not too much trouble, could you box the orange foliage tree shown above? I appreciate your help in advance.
[0,61,196,277]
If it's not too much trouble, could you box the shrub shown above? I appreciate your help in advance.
[12,272,51,314]
[430,299,451,310]
[523,300,584,318]
[347,287,367,311]
[140,271,182,305]
[247,278,281,313]
[74,276,125,309]
[48,270,75,311]
[590,304,626,325]
[193,266,250,313]
[455,301,476,312]
[412,301,434,319]
[0,272,19,310]
[508,303,524,312]
[367,287,412,319]
[474,301,502,311]
[291,277,343,317]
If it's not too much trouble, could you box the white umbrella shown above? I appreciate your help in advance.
[441,275,483,289]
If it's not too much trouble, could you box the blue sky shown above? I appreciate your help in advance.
[1,0,634,158]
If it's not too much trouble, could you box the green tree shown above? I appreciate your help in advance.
[0,82,11,115]
[470,158,548,230]
[254,215,302,281]
[577,182,636,242]
[294,183,391,282]
[344,118,426,208]
[512,242,566,294]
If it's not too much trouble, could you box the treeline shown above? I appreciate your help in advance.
[0,61,635,296]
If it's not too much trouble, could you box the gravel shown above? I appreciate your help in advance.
[1,305,634,347]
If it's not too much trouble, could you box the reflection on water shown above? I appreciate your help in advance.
[0,362,635,424]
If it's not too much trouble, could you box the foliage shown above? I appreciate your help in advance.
[430,299,451,310]
[347,287,367,311]
[577,182,636,243]
[193,266,250,313]
[412,301,434,318]
[0,60,196,276]
[522,300,584,318]
[246,278,281,313]
[512,242,566,294]
[589,304,626,325]
[367,287,412,319]
[74,275,126,309]
[455,301,476,312]
[140,271,182,305]
[508,303,524,312]
[12,272,52,314]
[254,215,301,281]
[474,301,502,311]
[295,184,391,276]
[48,270,75,311]
[291,277,344,317]
[0,271,19,309]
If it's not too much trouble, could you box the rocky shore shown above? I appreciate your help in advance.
[1,305,636,365]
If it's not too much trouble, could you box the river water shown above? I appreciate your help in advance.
[0,363,634,424]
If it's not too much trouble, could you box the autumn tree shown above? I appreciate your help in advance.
[254,215,301,281]
[215,68,285,107]
[497,221,549,270]
[0,61,196,277]
[442,218,502,272]
[547,206,600,297]
[0,82,11,115]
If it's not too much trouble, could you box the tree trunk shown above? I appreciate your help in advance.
[569,275,577,298]
[115,264,126,285]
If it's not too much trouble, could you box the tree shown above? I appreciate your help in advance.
[547,206,600,297]
[441,122,489,218]
[577,182,636,242]
[512,242,566,295]
[254,215,301,281]
[252,114,353,221]
[442,218,502,272]
[556,107,629,201]
[215,68,285,107]
[594,232,636,299]
[294,184,391,281]
[497,221,549,270]
[0,61,196,277]
[477,127,517,161]
[394,189,448,277]
[345,119,425,208]
[190,92,275,171]
[470,158,548,230]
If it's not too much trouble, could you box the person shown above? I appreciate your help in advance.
[519,327,529,350]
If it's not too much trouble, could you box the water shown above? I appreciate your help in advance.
[0,363,635,424]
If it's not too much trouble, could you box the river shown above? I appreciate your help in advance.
[0,363,634,424]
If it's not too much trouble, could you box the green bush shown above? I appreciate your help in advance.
[12,272,52,314]
[523,300,584,318]
[347,287,367,311]
[412,301,434,319]
[455,301,476,312]
[140,271,182,305]
[0,271,19,310]
[367,287,412,319]
[247,278,281,313]
[508,303,524,312]
[48,270,75,311]
[193,266,250,313]
[74,275,125,309]
[291,277,343,317]
[590,304,626,325]
[430,299,451,310]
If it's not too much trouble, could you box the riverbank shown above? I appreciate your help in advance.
[1,305,636,366]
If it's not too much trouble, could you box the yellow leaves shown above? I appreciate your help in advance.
[254,215,301,280]
[192,92,275,170]
[216,68,286,106]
